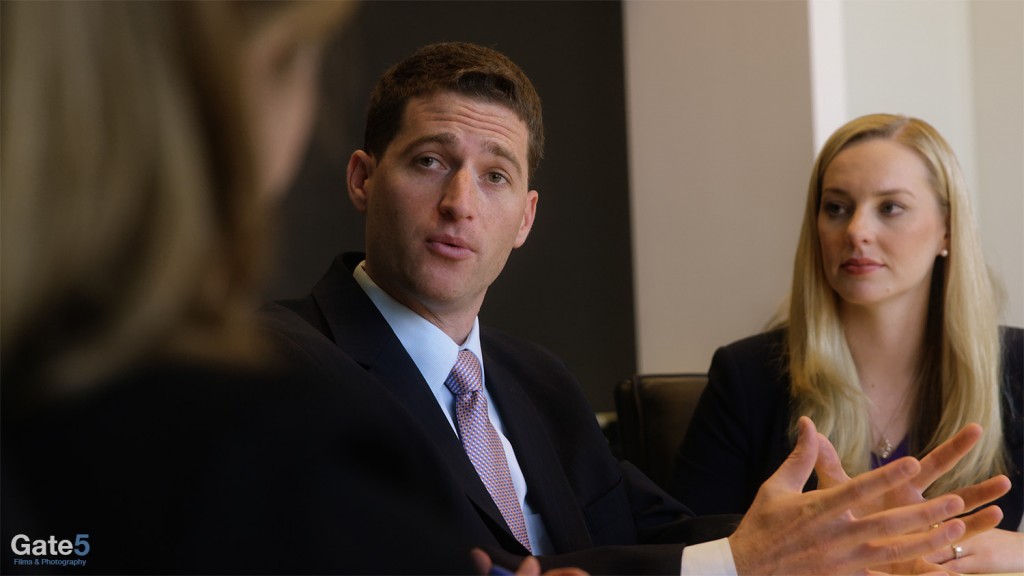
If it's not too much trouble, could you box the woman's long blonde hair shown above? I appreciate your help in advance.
[1,2,350,401]
[785,114,1005,494]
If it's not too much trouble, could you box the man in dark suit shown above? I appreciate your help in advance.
[262,42,992,574]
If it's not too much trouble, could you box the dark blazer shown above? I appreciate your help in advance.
[671,327,1024,532]
[1,360,478,575]
[260,253,740,574]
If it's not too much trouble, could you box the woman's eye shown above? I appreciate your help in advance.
[880,202,905,216]
[823,201,847,217]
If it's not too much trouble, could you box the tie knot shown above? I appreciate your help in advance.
[444,349,483,395]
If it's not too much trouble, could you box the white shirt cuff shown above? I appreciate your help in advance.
[680,537,736,575]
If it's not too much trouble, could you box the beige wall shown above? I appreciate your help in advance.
[972,0,1024,326]
[624,0,814,373]
[625,0,1024,374]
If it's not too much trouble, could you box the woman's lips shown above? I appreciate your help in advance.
[841,257,883,275]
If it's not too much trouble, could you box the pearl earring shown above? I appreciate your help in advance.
[940,249,949,258]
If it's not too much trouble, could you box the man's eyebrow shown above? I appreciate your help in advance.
[399,132,524,178]
[400,133,457,156]
[484,141,523,177]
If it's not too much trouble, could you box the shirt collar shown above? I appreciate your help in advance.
[353,260,484,394]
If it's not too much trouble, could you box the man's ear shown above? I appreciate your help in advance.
[513,190,539,248]
[347,150,374,214]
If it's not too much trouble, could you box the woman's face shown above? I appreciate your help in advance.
[817,138,948,314]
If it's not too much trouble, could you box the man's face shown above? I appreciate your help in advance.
[348,91,538,326]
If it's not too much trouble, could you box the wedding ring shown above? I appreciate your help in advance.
[930,522,943,529]
[952,544,964,560]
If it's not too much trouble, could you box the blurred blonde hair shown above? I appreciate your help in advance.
[783,114,1005,494]
[1,1,351,399]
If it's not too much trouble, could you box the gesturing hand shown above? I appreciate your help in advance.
[471,549,589,576]
[814,423,1011,574]
[728,417,969,575]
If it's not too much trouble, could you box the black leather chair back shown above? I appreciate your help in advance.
[614,374,708,490]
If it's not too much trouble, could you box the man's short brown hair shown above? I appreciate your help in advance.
[363,42,544,178]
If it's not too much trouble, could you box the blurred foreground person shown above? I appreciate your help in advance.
[0,2,487,573]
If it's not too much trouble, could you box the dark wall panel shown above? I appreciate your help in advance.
[268,1,634,412]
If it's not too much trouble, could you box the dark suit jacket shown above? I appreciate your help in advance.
[260,253,739,574]
[671,327,1024,532]
[1,360,478,575]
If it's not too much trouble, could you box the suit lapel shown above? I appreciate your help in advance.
[483,350,594,551]
[311,255,525,553]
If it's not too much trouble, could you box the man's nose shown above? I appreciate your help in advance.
[439,168,476,220]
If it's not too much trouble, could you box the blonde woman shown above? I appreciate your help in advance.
[671,114,1022,573]
[0,2,489,573]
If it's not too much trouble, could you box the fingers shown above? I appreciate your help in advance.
[816,457,920,515]
[868,563,954,576]
[933,527,1024,573]
[814,431,849,490]
[851,494,965,546]
[854,517,966,568]
[941,557,979,574]
[924,539,971,572]
[951,475,1011,513]
[914,424,983,492]
[956,505,1004,542]
[509,557,589,576]
[514,556,541,576]
[471,548,494,575]
[539,568,590,576]
[771,416,820,491]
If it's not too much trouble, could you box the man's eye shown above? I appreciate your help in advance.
[417,157,439,168]
[486,172,507,184]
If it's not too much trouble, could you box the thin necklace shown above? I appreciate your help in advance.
[870,383,914,459]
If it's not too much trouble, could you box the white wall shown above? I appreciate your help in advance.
[625,0,1024,374]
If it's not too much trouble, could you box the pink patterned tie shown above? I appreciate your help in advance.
[445,350,532,552]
